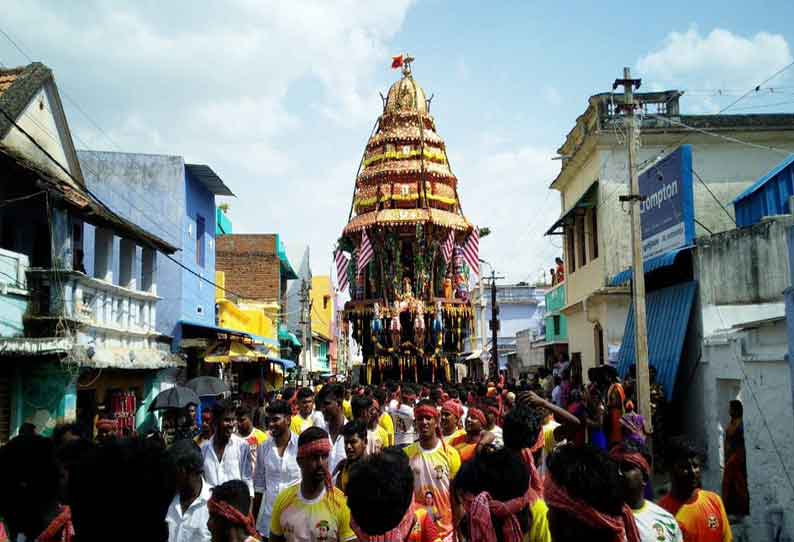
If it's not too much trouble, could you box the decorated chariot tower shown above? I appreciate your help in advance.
[336,56,479,383]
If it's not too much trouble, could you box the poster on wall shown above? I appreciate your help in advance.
[638,145,695,261]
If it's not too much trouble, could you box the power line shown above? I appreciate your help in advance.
[691,168,737,227]
[644,114,794,157]
[0,105,254,303]
[719,60,794,113]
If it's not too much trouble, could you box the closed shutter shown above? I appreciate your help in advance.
[0,369,10,444]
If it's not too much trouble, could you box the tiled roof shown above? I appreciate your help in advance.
[0,68,24,96]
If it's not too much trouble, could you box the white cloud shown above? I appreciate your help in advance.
[1,1,415,275]
[637,27,792,112]
[455,145,561,283]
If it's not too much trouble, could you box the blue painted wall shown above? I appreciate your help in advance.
[179,170,217,328]
[77,151,218,337]
[484,285,546,368]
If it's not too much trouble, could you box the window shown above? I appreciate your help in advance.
[576,214,586,267]
[196,215,206,268]
[553,315,561,336]
[589,208,599,260]
[565,227,576,273]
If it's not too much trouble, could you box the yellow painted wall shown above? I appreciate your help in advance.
[311,276,333,341]
[215,271,277,341]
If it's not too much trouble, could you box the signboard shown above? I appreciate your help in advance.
[638,145,695,261]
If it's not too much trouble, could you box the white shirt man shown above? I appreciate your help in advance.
[254,431,301,537]
[389,399,416,446]
[201,433,253,495]
[165,478,212,542]
[329,417,348,474]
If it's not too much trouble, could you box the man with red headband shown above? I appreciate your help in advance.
[207,480,260,542]
[449,407,491,464]
[440,401,465,444]
[269,427,355,542]
[404,399,461,542]
[545,444,641,542]
[611,442,682,542]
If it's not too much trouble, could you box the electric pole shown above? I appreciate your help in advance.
[486,269,504,380]
[614,67,653,436]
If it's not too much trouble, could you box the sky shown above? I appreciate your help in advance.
[2,0,794,284]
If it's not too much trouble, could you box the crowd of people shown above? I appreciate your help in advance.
[0,374,736,542]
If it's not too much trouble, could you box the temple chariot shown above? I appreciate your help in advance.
[336,57,479,383]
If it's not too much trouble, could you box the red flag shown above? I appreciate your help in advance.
[391,55,404,69]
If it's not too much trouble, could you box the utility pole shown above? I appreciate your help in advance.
[486,268,504,380]
[614,67,653,436]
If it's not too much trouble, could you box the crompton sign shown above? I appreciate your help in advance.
[638,145,695,261]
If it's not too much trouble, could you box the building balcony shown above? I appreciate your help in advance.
[545,282,566,314]
[26,268,160,337]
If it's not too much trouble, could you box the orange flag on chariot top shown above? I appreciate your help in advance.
[391,54,404,69]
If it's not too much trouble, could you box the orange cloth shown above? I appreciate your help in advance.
[658,490,732,542]
[449,433,478,464]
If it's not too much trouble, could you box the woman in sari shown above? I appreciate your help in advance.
[606,369,626,447]
[620,401,647,447]
[722,400,749,516]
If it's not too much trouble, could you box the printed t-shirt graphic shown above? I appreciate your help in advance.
[270,484,355,542]
[632,500,684,542]
[404,441,461,542]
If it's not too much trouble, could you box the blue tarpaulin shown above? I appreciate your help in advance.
[617,281,697,401]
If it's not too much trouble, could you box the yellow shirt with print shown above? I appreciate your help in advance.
[443,428,466,446]
[404,441,461,541]
[270,484,355,542]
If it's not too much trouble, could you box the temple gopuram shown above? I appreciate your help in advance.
[337,57,478,384]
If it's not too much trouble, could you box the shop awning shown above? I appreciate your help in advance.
[616,281,697,401]
[204,341,268,363]
[269,357,296,370]
[545,181,598,235]
[278,326,302,348]
[609,246,693,287]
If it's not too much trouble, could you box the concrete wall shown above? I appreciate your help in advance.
[698,321,794,542]
[696,216,794,307]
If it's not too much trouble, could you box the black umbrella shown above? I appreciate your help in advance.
[148,386,200,412]
[185,376,229,397]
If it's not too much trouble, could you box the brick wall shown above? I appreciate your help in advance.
[216,234,280,302]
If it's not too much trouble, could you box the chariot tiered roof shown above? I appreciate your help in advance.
[343,62,473,235]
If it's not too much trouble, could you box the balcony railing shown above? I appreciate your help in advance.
[27,269,160,336]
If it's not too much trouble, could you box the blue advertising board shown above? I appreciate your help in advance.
[639,145,695,261]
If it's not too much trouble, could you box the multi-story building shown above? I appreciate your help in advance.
[0,63,181,441]
[545,90,794,380]
[309,275,334,376]
[482,283,546,377]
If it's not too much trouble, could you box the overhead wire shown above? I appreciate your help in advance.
[718,60,794,113]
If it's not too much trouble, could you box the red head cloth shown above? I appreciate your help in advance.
[625,400,635,412]
[464,490,530,542]
[441,400,464,421]
[467,408,487,427]
[37,505,74,542]
[95,419,117,432]
[207,498,258,538]
[609,446,651,478]
[414,404,439,420]
[543,476,640,542]
[350,502,417,542]
[298,438,335,498]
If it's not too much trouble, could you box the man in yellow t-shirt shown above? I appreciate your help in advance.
[290,387,326,436]
[270,427,355,542]
[236,406,268,473]
[373,388,395,447]
[403,400,461,542]
[351,395,388,455]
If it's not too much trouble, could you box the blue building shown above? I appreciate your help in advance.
[77,152,234,344]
